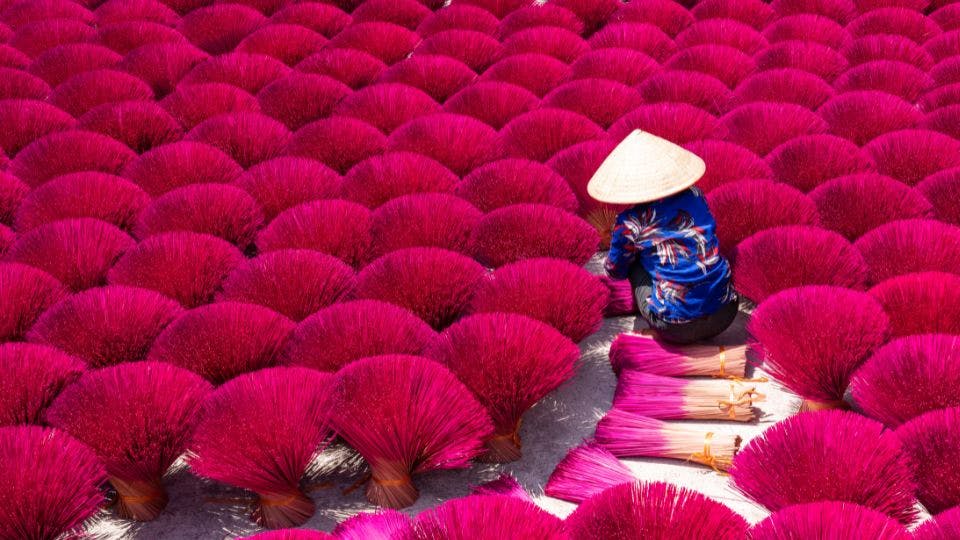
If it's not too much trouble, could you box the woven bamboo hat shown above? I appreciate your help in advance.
[587,130,706,204]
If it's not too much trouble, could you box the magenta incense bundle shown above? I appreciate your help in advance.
[333,509,413,540]
[0,263,66,342]
[328,355,492,508]
[747,501,910,540]
[46,362,211,521]
[447,80,542,131]
[914,507,960,540]
[427,313,579,462]
[895,406,960,515]
[411,495,566,540]
[609,333,748,378]
[188,367,331,528]
[545,442,634,504]
[613,371,763,422]
[595,408,742,471]
[470,474,531,501]
[0,343,83,426]
[564,481,748,540]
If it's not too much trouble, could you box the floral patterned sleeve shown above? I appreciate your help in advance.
[604,212,638,280]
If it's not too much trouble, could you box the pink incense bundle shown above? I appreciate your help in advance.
[0,172,26,225]
[427,313,579,462]
[218,250,354,322]
[609,333,748,379]
[369,193,481,258]
[762,14,851,47]
[234,158,342,222]
[895,406,960,515]
[177,4,265,55]
[601,276,637,317]
[503,26,589,64]
[185,112,291,169]
[114,42,208,98]
[569,48,659,86]
[809,174,933,240]
[920,105,960,141]
[297,49,385,90]
[818,91,920,147]
[9,130,135,187]
[731,410,918,524]
[470,204,599,268]
[388,113,505,176]
[0,99,76,156]
[350,0,430,29]
[256,199,371,268]
[107,231,244,307]
[280,300,437,372]
[718,102,828,157]
[847,8,940,44]
[754,41,849,82]
[28,285,182,368]
[134,183,264,250]
[864,129,960,186]
[147,301,294,384]
[480,53,572,98]
[545,442,634,504]
[764,134,874,192]
[48,70,154,117]
[843,35,933,71]
[614,0,695,37]
[5,1,94,29]
[869,272,960,337]
[242,531,331,540]
[412,29,504,72]
[731,225,868,303]
[682,140,772,193]
[498,5,584,39]
[286,117,387,175]
[456,159,579,213]
[692,0,776,29]
[707,180,819,258]
[747,501,911,540]
[609,102,719,146]
[333,83,440,134]
[595,408,742,471]
[410,495,566,539]
[470,474,531,501]
[470,258,608,342]
[0,263,66,342]
[918,168,960,226]
[257,73,350,131]
[546,140,623,246]
[856,219,960,285]
[444,81,540,130]
[638,71,734,116]
[852,334,960,426]
[353,247,485,330]
[96,21,185,56]
[377,55,475,103]
[613,371,762,422]
[748,286,889,411]
[45,362,211,521]
[0,426,106,540]
[342,152,457,209]
[734,69,832,110]
[160,83,261,131]
[0,68,49,101]
[564,480,749,540]
[662,44,757,88]
[78,101,183,154]
[500,109,604,163]
[914,507,960,540]
[268,3,349,35]
[327,22,420,65]
[675,19,768,55]
[333,509,413,540]
[0,343,83,426]
[188,367,331,528]
[11,19,94,58]
[235,24,326,66]
[328,355,493,508]
[121,141,243,196]
[96,0,179,22]
[833,61,933,103]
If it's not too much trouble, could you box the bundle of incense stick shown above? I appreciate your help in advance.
[594,409,742,472]
[609,332,749,378]
[613,371,764,422]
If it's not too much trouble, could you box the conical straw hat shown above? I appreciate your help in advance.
[587,130,706,204]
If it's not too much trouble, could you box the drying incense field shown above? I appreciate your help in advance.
[1,0,959,539]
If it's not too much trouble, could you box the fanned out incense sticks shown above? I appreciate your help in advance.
[545,442,634,504]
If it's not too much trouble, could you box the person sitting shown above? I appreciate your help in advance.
[588,130,738,344]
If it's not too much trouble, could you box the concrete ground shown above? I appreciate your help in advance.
[89,257,798,539]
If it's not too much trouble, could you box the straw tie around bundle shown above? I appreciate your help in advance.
[594,409,742,472]
[609,332,750,379]
[613,371,764,422]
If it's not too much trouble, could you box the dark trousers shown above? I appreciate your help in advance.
[628,264,739,345]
